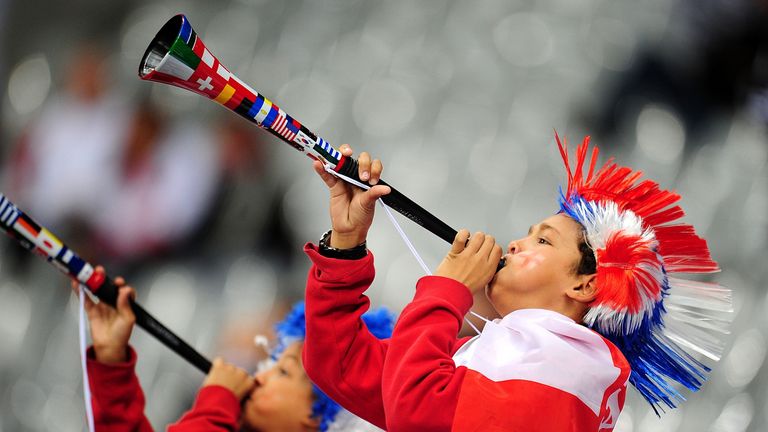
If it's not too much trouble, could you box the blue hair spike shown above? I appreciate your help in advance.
[272,301,395,431]
[607,329,711,413]
[312,384,343,432]
[361,307,396,339]
[272,301,308,360]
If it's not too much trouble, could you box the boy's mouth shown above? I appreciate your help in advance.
[496,257,507,273]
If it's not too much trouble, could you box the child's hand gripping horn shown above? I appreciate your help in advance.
[0,194,212,373]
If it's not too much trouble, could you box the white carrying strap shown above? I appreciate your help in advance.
[78,286,96,432]
[323,164,488,335]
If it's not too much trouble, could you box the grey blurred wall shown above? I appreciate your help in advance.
[1,0,767,431]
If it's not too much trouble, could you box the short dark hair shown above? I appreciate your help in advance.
[574,229,597,275]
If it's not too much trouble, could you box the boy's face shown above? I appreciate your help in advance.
[488,213,588,317]
[241,342,318,431]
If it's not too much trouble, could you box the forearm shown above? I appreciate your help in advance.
[382,276,472,431]
[303,243,389,429]
[87,346,154,432]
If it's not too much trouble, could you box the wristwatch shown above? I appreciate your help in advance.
[318,229,368,260]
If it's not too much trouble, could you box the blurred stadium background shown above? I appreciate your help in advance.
[0,0,766,430]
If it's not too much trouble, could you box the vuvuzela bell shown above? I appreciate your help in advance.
[139,14,462,248]
[139,14,345,165]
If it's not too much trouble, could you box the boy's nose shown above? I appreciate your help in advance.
[253,370,267,386]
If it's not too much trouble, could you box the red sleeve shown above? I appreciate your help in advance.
[167,386,241,432]
[87,346,154,432]
[381,276,473,432]
[302,243,390,430]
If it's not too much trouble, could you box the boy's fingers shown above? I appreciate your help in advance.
[490,244,503,262]
[243,376,257,391]
[245,380,257,392]
[450,229,471,254]
[370,159,383,185]
[116,287,136,320]
[479,234,496,256]
[465,231,485,252]
[339,144,353,156]
[70,280,95,308]
[93,266,107,283]
[82,287,96,304]
[358,152,371,182]
[313,160,338,189]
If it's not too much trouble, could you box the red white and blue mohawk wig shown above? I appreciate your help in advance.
[556,133,732,412]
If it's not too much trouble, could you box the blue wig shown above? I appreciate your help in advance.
[272,301,394,431]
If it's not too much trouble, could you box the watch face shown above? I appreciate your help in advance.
[320,230,333,248]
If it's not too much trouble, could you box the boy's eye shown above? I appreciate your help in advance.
[278,367,289,376]
[537,237,551,245]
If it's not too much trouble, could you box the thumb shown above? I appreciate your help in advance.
[358,185,391,210]
[242,376,257,395]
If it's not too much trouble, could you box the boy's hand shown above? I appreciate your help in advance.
[312,144,391,249]
[435,230,503,294]
[72,266,136,364]
[202,358,256,401]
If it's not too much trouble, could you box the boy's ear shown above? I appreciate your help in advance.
[566,274,598,304]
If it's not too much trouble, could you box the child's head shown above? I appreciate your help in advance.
[241,302,393,432]
[500,133,730,412]
[241,341,317,432]
[488,213,597,321]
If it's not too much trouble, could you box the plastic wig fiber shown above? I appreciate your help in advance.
[556,133,732,412]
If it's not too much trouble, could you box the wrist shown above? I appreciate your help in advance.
[94,344,129,364]
[330,230,366,250]
[319,229,368,260]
